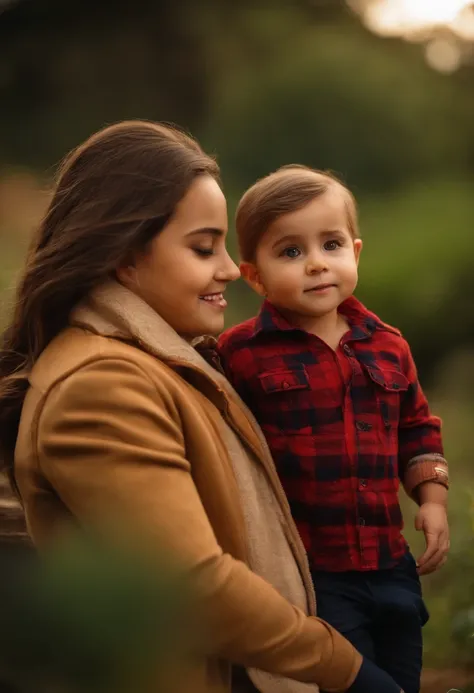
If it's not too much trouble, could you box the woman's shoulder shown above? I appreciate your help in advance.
[18,328,191,459]
[30,326,181,398]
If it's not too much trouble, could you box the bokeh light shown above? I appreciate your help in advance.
[349,0,474,70]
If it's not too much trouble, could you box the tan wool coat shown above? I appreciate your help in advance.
[14,281,361,693]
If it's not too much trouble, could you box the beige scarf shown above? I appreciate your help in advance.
[72,282,317,693]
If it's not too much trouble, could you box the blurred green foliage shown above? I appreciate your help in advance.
[0,534,194,693]
[1,0,473,677]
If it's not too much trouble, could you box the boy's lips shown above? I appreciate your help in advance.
[305,283,336,293]
[199,292,227,309]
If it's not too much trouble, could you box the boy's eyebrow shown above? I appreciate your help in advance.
[186,227,225,238]
[271,229,346,249]
[271,233,303,250]
[320,228,347,238]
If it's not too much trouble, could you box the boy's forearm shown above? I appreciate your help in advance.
[417,480,448,507]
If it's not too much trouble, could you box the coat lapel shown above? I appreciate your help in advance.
[71,281,272,469]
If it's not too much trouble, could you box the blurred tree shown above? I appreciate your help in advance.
[2,0,473,192]
[0,0,219,166]
[203,9,474,194]
[0,0,350,167]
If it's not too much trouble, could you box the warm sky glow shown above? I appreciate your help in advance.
[357,0,474,38]
[350,0,474,72]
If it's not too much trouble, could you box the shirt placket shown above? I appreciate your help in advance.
[338,334,378,569]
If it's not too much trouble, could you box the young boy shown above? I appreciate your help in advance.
[218,166,449,693]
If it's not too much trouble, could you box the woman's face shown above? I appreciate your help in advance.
[120,175,240,340]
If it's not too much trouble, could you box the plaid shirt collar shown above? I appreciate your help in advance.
[251,296,386,342]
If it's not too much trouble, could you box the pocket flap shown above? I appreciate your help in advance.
[258,368,309,394]
[366,366,409,392]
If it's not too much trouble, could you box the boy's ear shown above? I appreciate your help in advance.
[239,262,266,297]
[353,239,363,266]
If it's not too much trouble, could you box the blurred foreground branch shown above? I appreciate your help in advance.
[0,531,196,693]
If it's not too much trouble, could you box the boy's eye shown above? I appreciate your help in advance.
[323,240,342,251]
[193,247,214,257]
[281,246,301,259]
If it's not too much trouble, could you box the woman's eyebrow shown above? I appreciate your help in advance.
[186,227,225,238]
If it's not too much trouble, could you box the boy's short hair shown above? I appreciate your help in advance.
[236,165,359,262]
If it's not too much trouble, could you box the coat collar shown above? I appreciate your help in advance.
[71,281,292,491]
[71,280,225,383]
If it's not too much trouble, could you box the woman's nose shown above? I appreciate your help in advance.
[217,251,240,282]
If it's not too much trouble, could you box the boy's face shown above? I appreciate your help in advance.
[241,187,362,327]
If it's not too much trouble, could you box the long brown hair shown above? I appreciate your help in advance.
[0,120,219,484]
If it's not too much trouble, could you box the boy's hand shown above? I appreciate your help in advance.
[345,656,404,693]
[415,502,449,575]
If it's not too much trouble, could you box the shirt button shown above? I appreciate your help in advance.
[282,381,289,389]
[343,344,352,356]
[359,479,368,488]
[358,518,366,526]
[356,420,372,432]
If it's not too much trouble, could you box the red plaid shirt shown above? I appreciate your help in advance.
[218,297,448,572]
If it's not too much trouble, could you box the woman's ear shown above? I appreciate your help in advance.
[116,263,139,290]
[240,262,267,297]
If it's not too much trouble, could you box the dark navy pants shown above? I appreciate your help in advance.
[312,552,429,693]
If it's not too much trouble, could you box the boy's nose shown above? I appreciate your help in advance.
[306,254,328,274]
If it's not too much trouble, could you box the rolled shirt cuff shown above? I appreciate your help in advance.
[403,453,449,499]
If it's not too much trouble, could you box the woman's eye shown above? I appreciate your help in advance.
[194,247,214,257]
[282,246,301,259]
[323,240,341,251]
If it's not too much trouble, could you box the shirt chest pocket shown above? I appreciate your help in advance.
[365,366,410,432]
[259,368,309,394]
[256,367,314,432]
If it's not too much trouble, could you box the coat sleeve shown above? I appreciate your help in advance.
[37,357,361,692]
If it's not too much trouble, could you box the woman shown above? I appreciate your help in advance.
[0,121,401,693]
